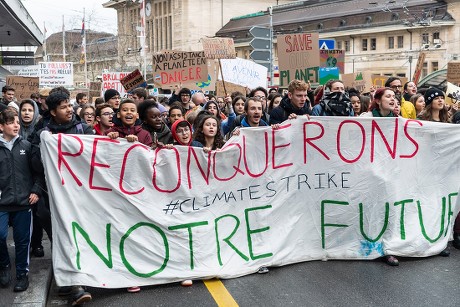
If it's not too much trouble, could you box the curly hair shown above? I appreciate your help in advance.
[192,114,224,150]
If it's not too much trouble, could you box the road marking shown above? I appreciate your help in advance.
[203,279,238,307]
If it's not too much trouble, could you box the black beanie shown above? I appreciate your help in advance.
[424,87,444,106]
[104,89,120,102]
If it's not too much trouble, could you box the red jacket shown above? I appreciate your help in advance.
[105,125,153,147]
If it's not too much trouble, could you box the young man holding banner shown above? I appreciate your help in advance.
[31,91,94,306]
[269,80,311,125]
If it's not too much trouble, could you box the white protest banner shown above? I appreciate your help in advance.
[219,57,268,89]
[39,62,73,87]
[102,72,130,97]
[40,118,460,288]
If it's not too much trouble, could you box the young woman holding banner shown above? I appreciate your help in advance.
[360,88,397,118]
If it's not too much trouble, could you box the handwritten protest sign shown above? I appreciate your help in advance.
[102,72,130,97]
[447,61,460,85]
[446,81,460,105]
[219,57,268,89]
[320,49,345,74]
[202,37,236,59]
[120,69,147,92]
[152,51,208,88]
[6,76,39,99]
[216,81,246,97]
[39,62,73,87]
[277,33,319,86]
[40,117,460,288]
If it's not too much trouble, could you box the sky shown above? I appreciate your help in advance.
[21,0,118,36]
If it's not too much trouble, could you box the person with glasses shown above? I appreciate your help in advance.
[94,103,114,135]
[384,77,416,119]
[170,119,203,148]
[168,86,194,111]
[79,104,96,128]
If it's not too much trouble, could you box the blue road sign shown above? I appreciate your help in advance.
[319,39,336,50]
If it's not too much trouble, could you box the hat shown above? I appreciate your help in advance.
[104,89,120,102]
[424,87,444,106]
[39,87,51,97]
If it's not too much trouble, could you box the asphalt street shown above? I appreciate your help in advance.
[46,244,460,307]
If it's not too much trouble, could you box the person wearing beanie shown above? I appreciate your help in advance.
[104,89,121,111]
[417,87,449,122]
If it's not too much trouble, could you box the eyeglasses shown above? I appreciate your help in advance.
[390,85,402,89]
[84,113,95,117]
[101,112,115,117]
[176,127,190,134]
[254,95,267,101]
[181,94,190,97]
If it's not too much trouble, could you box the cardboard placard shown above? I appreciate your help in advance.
[447,61,460,85]
[215,81,246,97]
[202,37,236,59]
[89,82,102,99]
[342,71,373,93]
[120,69,147,92]
[320,49,345,74]
[412,52,426,84]
[152,51,209,88]
[277,33,320,86]
[6,76,39,100]
[371,75,408,89]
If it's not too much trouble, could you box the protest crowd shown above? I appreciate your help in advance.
[1,75,460,305]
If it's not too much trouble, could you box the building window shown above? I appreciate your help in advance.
[337,41,342,50]
[432,61,439,72]
[388,37,394,49]
[422,33,429,44]
[397,36,404,48]
[422,62,428,78]
[344,40,350,52]
[370,38,376,50]
[362,39,368,51]
[433,32,440,40]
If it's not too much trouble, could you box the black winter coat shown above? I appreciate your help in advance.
[0,136,44,211]
[269,94,311,125]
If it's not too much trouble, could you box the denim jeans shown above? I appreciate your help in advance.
[0,209,32,277]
